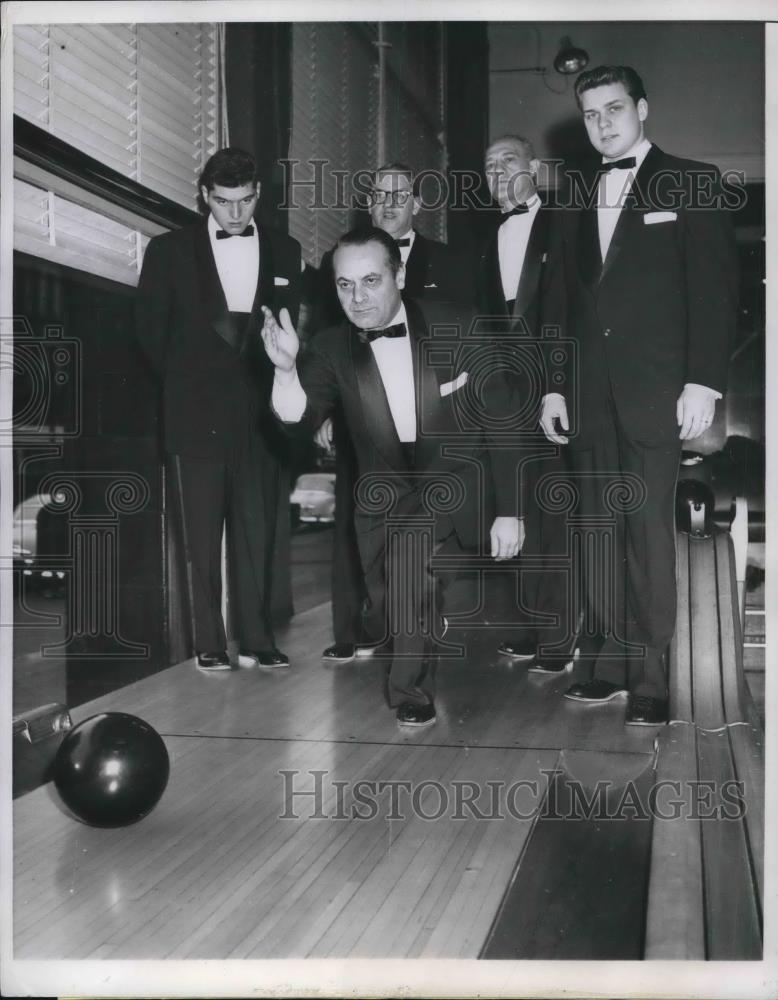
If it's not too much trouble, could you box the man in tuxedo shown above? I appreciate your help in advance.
[368,162,474,302]
[477,135,577,673]
[264,227,523,727]
[136,147,302,672]
[316,162,474,665]
[539,66,737,725]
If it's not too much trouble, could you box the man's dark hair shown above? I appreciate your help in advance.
[333,226,402,277]
[374,161,423,198]
[574,65,647,108]
[199,148,259,192]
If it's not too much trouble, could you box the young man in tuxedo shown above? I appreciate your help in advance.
[136,148,302,672]
[477,135,577,673]
[539,66,737,725]
[264,228,523,727]
[316,163,474,665]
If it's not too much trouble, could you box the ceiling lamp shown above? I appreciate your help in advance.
[553,37,589,75]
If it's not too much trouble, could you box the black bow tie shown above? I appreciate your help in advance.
[395,238,411,247]
[215,225,255,240]
[357,322,407,343]
[500,204,529,222]
[600,156,637,173]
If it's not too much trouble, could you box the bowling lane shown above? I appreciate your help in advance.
[65,603,659,755]
[14,734,560,959]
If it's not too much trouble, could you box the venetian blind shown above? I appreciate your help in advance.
[13,22,220,285]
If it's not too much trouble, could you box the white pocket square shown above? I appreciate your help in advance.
[440,372,468,397]
[424,282,438,289]
[274,276,290,286]
[644,211,677,225]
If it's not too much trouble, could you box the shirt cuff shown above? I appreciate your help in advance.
[272,368,307,422]
[684,382,723,401]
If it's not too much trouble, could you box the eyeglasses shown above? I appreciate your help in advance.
[370,190,414,206]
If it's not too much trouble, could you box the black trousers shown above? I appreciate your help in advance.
[359,512,464,709]
[513,447,579,655]
[569,410,680,698]
[331,417,369,646]
[168,429,277,654]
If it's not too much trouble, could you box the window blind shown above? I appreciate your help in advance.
[13,21,220,285]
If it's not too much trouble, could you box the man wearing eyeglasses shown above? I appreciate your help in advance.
[368,162,473,303]
[314,163,474,666]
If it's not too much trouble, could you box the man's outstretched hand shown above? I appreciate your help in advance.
[261,305,299,374]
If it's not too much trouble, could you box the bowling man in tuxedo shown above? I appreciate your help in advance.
[265,227,523,727]
[136,148,302,672]
[317,163,473,665]
[476,135,576,673]
[539,66,737,725]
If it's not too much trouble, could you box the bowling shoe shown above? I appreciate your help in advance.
[563,679,627,703]
[396,701,437,728]
[498,635,537,661]
[196,651,232,671]
[528,653,576,674]
[239,648,290,668]
[322,643,356,662]
[625,694,669,726]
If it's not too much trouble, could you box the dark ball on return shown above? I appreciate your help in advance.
[675,478,715,536]
[52,712,169,827]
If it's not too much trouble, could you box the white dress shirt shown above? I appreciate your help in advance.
[208,212,260,312]
[497,193,541,303]
[272,303,417,440]
[597,136,652,261]
[542,136,719,409]
[396,229,416,267]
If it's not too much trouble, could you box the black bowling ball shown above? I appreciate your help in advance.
[52,712,169,827]
[675,478,715,536]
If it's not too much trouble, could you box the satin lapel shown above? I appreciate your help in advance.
[350,327,408,475]
[484,230,508,315]
[512,207,549,323]
[253,221,274,317]
[194,220,241,348]
[406,299,444,471]
[240,218,269,356]
[599,144,664,285]
[576,164,603,288]
[404,233,428,297]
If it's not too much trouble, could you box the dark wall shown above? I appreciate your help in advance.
[445,23,491,251]
[13,255,166,707]
[226,23,293,231]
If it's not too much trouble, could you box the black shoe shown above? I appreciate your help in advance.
[356,639,392,658]
[626,694,669,726]
[564,679,627,703]
[196,650,231,671]
[322,643,356,662]
[498,636,536,660]
[396,701,437,728]
[529,653,575,674]
[239,648,289,668]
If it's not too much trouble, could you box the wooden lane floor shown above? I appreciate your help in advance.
[14,603,658,959]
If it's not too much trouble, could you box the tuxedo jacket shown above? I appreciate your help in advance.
[136,216,302,459]
[543,144,738,448]
[293,298,523,562]
[475,203,553,336]
[314,231,475,330]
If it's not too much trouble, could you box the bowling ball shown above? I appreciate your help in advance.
[675,478,715,536]
[52,712,169,827]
